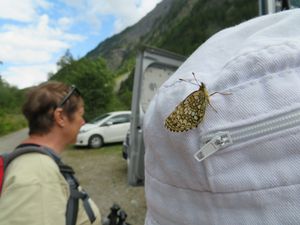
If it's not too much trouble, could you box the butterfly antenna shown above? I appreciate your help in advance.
[179,78,198,86]
[192,72,201,86]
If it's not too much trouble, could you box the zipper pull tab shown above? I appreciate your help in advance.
[194,132,232,162]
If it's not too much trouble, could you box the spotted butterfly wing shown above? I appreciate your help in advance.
[164,82,209,132]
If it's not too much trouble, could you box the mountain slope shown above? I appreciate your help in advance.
[157,0,258,55]
[86,0,258,72]
[86,0,199,70]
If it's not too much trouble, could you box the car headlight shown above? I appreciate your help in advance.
[79,129,88,133]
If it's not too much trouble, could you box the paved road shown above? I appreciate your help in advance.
[0,128,28,153]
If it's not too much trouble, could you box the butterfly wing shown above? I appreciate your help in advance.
[164,88,208,132]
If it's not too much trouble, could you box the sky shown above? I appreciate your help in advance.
[0,0,163,89]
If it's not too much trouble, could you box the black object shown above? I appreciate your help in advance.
[117,209,129,225]
[103,203,131,225]
[281,0,290,10]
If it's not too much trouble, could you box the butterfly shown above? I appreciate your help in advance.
[164,73,227,132]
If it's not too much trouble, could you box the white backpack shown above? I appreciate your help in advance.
[144,9,300,225]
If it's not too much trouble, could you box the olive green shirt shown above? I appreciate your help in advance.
[0,153,101,225]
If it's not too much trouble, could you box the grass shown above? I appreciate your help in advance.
[65,143,123,156]
[0,114,27,136]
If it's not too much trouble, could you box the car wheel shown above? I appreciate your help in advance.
[88,135,103,148]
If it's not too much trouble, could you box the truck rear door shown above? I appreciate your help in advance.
[127,46,185,186]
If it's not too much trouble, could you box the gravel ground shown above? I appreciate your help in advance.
[63,145,146,225]
[0,128,28,153]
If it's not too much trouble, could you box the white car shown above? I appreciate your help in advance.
[76,111,131,148]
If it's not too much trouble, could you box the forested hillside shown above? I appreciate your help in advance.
[87,0,258,71]
[49,55,118,120]
[0,77,27,135]
[155,0,257,55]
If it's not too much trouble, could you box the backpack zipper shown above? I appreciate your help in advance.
[194,108,300,162]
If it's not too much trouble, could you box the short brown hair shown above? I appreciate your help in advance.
[22,81,83,135]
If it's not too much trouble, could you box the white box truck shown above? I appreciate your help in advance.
[125,46,185,186]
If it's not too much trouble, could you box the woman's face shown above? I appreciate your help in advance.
[65,103,85,144]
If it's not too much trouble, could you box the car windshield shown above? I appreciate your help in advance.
[89,113,111,124]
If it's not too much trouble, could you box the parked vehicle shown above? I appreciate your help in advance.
[76,111,131,148]
[126,46,185,185]
[122,130,130,160]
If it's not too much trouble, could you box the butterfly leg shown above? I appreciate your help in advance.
[207,100,217,113]
[210,91,232,96]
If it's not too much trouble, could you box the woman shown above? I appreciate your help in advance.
[0,81,101,225]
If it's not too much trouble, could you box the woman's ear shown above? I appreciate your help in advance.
[53,108,65,127]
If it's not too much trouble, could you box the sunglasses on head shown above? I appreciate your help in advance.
[57,85,81,108]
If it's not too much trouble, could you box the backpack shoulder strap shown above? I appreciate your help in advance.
[59,164,96,225]
[3,146,51,170]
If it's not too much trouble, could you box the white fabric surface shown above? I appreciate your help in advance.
[144,9,300,225]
